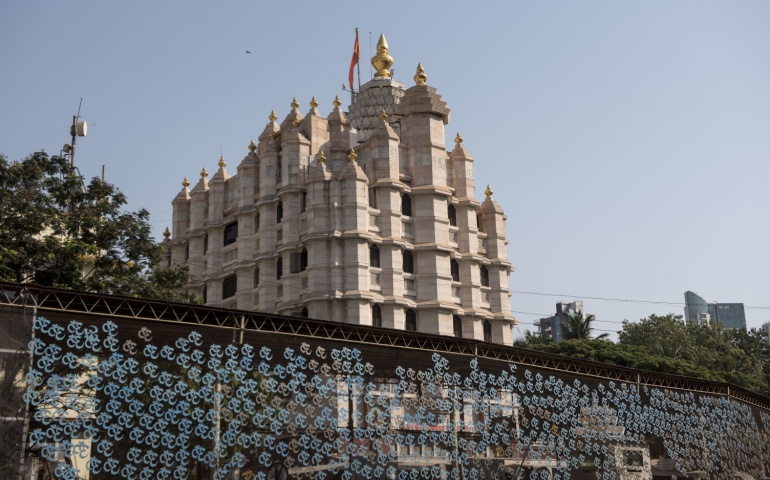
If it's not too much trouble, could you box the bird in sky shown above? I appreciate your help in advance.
[246,50,251,54]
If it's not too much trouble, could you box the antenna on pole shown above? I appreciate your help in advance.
[64,98,88,168]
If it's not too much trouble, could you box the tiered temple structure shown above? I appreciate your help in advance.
[165,34,516,344]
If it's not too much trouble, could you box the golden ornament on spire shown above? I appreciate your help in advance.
[291,97,300,109]
[485,185,493,198]
[317,151,327,164]
[414,63,427,86]
[163,227,171,239]
[182,176,190,188]
[371,33,394,78]
[218,155,226,168]
[348,149,357,162]
[269,110,277,122]
[200,167,208,178]
[248,139,257,152]
[379,109,388,122]
[310,96,319,109]
[333,95,342,108]
[454,132,463,144]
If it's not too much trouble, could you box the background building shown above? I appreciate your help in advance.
[535,301,595,342]
[683,290,746,330]
[165,36,516,344]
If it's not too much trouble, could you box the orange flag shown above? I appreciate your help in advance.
[349,29,359,92]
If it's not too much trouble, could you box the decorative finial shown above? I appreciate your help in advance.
[333,95,342,108]
[454,132,463,144]
[218,155,226,168]
[310,96,319,109]
[348,149,357,162]
[248,139,257,152]
[163,227,171,239]
[414,63,427,86]
[269,110,277,122]
[485,185,493,198]
[200,167,208,179]
[182,176,190,188]
[371,33,394,78]
[317,151,327,164]
[291,97,300,109]
[379,109,388,122]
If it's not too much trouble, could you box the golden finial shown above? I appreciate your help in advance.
[248,139,257,152]
[269,110,277,122]
[379,109,388,122]
[454,132,463,144]
[317,151,327,164]
[414,63,427,86]
[200,167,208,179]
[310,96,319,109]
[182,176,190,188]
[485,185,493,198]
[163,227,171,239]
[371,33,394,78]
[218,155,226,168]
[290,97,300,109]
[333,95,342,108]
[348,149,357,162]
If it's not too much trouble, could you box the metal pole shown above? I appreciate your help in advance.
[70,115,78,167]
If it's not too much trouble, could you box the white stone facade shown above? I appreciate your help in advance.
[167,72,516,344]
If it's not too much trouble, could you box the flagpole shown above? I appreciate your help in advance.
[356,28,361,92]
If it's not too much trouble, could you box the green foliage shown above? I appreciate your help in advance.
[0,151,190,302]
[520,312,770,394]
[560,311,609,340]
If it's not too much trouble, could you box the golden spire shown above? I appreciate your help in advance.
[248,139,257,152]
[290,97,300,109]
[182,176,190,188]
[454,132,463,144]
[163,227,171,239]
[485,185,493,198]
[333,95,342,108]
[348,149,357,162]
[414,63,427,86]
[200,167,208,178]
[218,155,226,168]
[371,33,394,78]
[379,109,388,122]
[317,151,327,164]
[269,110,277,122]
[310,96,319,109]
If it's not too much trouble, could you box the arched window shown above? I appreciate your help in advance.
[372,304,382,328]
[276,257,283,280]
[401,193,412,216]
[405,309,417,332]
[369,188,378,208]
[402,250,414,274]
[453,315,463,338]
[254,268,260,287]
[301,248,308,271]
[369,244,380,268]
[222,275,237,299]
[203,234,209,254]
[224,221,238,246]
[483,320,492,342]
[301,191,307,213]
[476,211,484,232]
[184,244,189,260]
[254,213,260,232]
[300,308,308,318]
[202,286,207,304]
[448,204,457,227]
[450,259,460,282]
[276,201,284,223]
[480,265,489,287]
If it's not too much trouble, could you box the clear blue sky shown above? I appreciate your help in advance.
[2,1,768,337]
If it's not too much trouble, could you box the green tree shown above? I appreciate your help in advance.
[514,329,554,348]
[0,151,190,302]
[560,311,609,340]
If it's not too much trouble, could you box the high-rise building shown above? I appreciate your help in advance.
[683,290,746,330]
[164,35,516,344]
[535,301,595,342]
